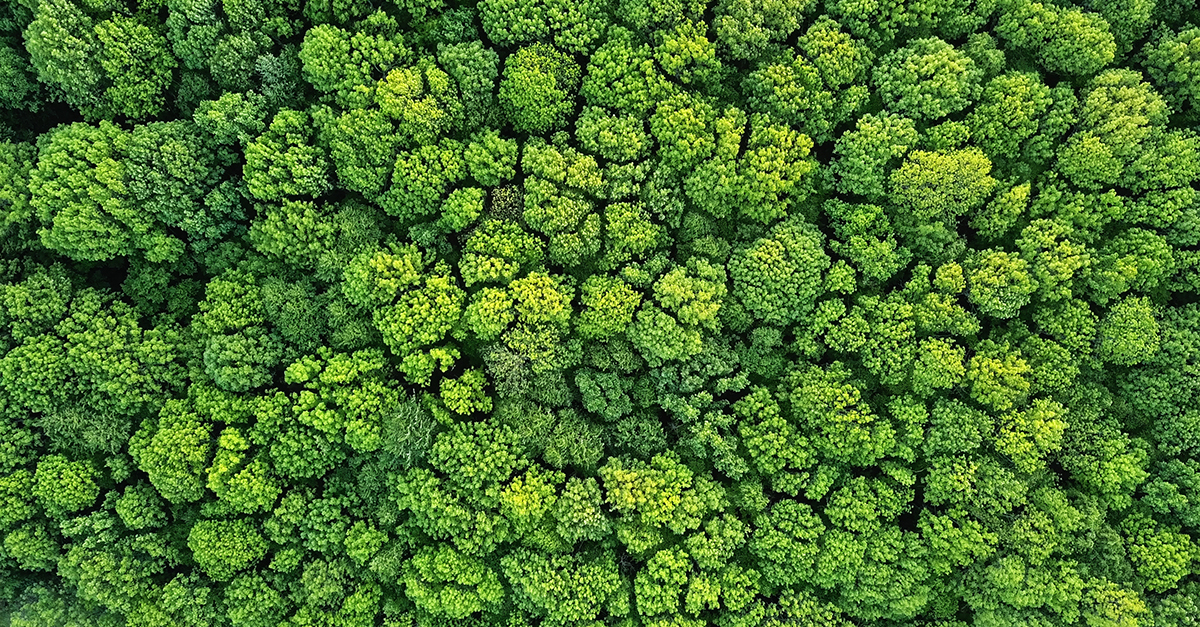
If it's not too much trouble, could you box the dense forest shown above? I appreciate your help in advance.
[1,0,1200,624]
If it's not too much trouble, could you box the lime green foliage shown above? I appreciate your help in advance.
[742,17,870,143]
[25,0,176,120]
[480,0,611,54]
[581,27,674,117]
[376,59,463,145]
[968,72,1053,160]
[730,217,829,325]
[502,548,622,622]
[33,454,98,518]
[889,147,996,260]
[499,43,580,134]
[129,399,214,504]
[712,0,815,60]
[299,12,410,109]
[30,122,179,262]
[187,518,269,581]
[464,129,519,186]
[832,112,919,200]
[996,0,1116,77]
[1096,296,1161,366]
[244,109,332,201]
[965,249,1038,319]
[576,107,650,163]
[1147,25,1200,116]
[6,2,1200,624]
[873,38,983,121]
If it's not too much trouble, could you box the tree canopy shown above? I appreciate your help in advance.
[1,0,1200,626]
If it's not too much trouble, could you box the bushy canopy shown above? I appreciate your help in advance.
[1,1,1199,626]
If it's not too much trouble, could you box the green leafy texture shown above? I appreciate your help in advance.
[344,245,465,357]
[576,106,650,163]
[498,43,580,135]
[742,17,870,143]
[464,129,519,186]
[129,398,214,504]
[749,499,824,586]
[735,386,814,495]
[243,109,333,202]
[502,548,622,622]
[440,368,493,415]
[0,40,41,111]
[193,271,283,393]
[479,0,611,54]
[115,482,168,530]
[824,200,911,283]
[460,219,544,287]
[965,340,1031,412]
[30,122,182,262]
[1122,512,1196,593]
[93,15,178,120]
[0,141,37,251]
[785,363,894,466]
[831,112,919,201]
[873,37,983,121]
[1146,25,1200,119]
[187,518,269,581]
[580,27,674,117]
[6,1,1200,623]
[995,0,1116,77]
[402,544,504,618]
[1096,296,1161,366]
[32,454,98,518]
[25,0,176,120]
[599,451,721,545]
[0,280,183,454]
[888,147,996,260]
[964,248,1037,319]
[995,398,1067,474]
[730,216,829,326]
[712,0,815,60]
[967,71,1053,161]
[438,40,502,131]
[578,275,641,340]
[376,58,464,145]
[298,12,410,109]
[322,107,401,197]
[377,138,465,222]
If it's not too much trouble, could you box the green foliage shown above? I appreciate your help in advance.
[832,112,919,201]
[730,217,829,326]
[464,129,519,186]
[1096,296,1161,366]
[33,454,98,517]
[30,122,183,262]
[498,43,580,134]
[129,399,214,504]
[1147,25,1200,117]
[965,249,1038,319]
[244,109,332,201]
[299,13,410,109]
[713,0,815,61]
[25,0,176,120]
[502,548,622,622]
[187,518,269,581]
[579,275,641,340]
[6,2,1200,624]
[996,0,1116,77]
[480,0,611,54]
[874,38,983,121]
[376,59,463,144]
